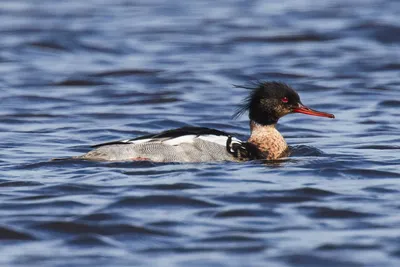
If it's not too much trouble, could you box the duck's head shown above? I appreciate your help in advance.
[234,81,335,125]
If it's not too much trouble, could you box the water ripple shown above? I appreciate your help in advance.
[1,0,399,266]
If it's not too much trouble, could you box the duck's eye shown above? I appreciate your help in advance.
[281,97,289,103]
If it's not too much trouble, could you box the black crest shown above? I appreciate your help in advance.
[233,81,300,125]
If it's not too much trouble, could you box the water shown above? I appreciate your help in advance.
[1,0,399,266]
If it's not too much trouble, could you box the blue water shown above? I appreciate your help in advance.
[1,0,399,266]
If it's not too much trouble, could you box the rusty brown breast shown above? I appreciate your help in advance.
[247,121,288,160]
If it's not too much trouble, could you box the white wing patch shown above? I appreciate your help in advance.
[124,135,197,146]
[124,134,242,147]
[198,135,230,146]
[163,135,196,145]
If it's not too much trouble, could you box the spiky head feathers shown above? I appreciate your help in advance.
[234,82,301,125]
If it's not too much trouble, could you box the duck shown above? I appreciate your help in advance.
[74,81,334,162]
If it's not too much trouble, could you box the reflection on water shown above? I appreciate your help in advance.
[0,0,399,266]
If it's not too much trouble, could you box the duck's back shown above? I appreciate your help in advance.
[78,127,241,162]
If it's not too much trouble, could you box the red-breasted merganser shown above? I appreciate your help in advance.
[74,82,334,162]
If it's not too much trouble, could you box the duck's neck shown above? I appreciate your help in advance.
[247,121,288,160]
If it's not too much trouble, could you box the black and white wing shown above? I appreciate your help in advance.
[91,126,266,161]
[91,127,234,148]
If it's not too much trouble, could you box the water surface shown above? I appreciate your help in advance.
[0,0,399,266]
